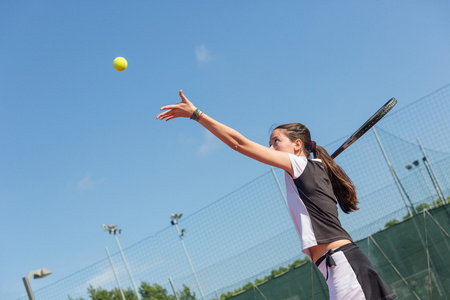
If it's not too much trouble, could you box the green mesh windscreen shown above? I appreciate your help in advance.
[225,204,450,300]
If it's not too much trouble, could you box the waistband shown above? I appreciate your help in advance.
[315,242,356,267]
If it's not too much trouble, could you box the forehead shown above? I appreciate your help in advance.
[270,129,287,138]
[269,129,290,144]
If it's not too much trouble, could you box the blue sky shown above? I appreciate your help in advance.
[1,1,450,299]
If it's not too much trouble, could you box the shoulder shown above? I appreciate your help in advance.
[307,158,326,172]
[309,158,323,166]
[287,154,308,179]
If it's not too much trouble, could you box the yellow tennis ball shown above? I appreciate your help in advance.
[113,57,127,71]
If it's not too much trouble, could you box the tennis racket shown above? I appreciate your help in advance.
[330,98,397,159]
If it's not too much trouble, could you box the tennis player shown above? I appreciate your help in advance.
[157,90,396,300]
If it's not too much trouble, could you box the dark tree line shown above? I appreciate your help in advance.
[68,282,196,300]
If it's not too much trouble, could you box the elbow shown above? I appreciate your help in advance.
[222,132,248,153]
[227,141,242,152]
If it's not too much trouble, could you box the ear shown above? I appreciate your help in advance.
[294,139,303,153]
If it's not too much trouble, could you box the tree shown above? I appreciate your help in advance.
[384,219,399,229]
[68,282,197,300]
[178,284,196,300]
[139,282,175,300]
[84,285,137,300]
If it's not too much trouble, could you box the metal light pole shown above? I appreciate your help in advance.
[170,213,205,300]
[102,224,141,300]
[106,247,126,300]
[22,268,52,300]
[169,277,180,300]
[406,160,435,205]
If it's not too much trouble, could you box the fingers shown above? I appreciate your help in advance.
[156,104,176,120]
[179,90,191,105]
[159,104,178,111]
[156,108,179,121]
[179,90,185,101]
[160,91,187,111]
[157,114,173,121]
[156,112,167,120]
[157,90,192,121]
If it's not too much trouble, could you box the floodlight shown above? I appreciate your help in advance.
[28,268,52,280]
[23,269,52,300]
[171,213,183,219]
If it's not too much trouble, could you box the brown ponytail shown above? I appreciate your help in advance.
[313,145,358,213]
[274,123,359,213]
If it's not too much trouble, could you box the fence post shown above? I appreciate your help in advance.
[372,128,416,215]
[417,138,448,204]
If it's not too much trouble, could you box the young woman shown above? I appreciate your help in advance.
[157,90,396,300]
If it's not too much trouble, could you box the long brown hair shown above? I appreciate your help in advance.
[274,123,358,213]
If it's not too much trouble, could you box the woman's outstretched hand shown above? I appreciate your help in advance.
[157,90,196,121]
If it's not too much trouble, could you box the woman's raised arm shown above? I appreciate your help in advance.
[157,90,294,176]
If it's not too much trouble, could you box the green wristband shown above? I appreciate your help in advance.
[191,108,199,120]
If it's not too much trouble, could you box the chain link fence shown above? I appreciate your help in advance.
[19,84,450,300]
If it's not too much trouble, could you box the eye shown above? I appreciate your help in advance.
[270,138,280,147]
